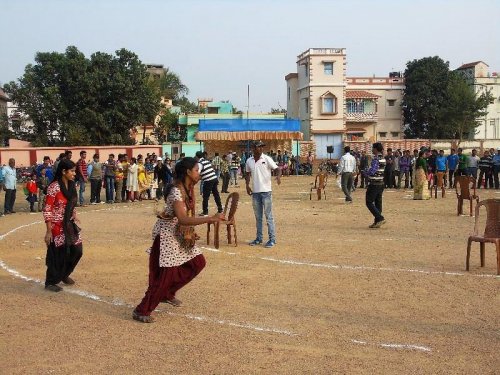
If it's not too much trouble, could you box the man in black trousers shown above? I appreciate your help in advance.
[196,151,223,216]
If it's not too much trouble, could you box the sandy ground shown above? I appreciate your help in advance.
[0,176,499,374]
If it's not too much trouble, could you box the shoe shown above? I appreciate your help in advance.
[370,220,386,229]
[198,212,208,217]
[265,240,276,248]
[91,202,97,205]
[132,310,154,323]
[10,211,16,214]
[45,284,63,292]
[345,200,353,204]
[249,239,262,246]
[62,277,75,285]
[162,297,182,307]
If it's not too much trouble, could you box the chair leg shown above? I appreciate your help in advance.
[207,223,211,245]
[442,187,445,198]
[227,224,232,244]
[480,242,485,267]
[466,238,472,271]
[496,240,500,276]
[457,198,462,216]
[317,188,321,200]
[233,224,238,247]
[469,199,473,217]
[214,222,220,249]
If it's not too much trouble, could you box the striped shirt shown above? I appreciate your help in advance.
[198,158,217,181]
[365,155,386,185]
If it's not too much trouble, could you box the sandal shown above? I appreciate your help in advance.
[132,310,154,323]
[162,297,182,307]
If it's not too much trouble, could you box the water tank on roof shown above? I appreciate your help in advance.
[389,72,401,78]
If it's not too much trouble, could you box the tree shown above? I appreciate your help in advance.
[0,113,12,146]
[153,67,189,101]
[438,72,493,144]
[402,56,451,138]
[175,96,200,114]
[3,46,160,146]
[153,108,178,144]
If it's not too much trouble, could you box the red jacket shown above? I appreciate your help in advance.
[26,180,38,194]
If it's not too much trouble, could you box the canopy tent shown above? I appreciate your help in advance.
[195,119,303,141]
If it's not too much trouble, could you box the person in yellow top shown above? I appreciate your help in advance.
[137,155,148,200]
[114,154,125,203]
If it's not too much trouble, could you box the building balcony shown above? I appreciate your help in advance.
[346,112,378,122]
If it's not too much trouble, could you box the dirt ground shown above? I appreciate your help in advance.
[0,176,499,374]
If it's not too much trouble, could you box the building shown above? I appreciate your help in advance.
[286,48,404,158]
[456,61,500,140]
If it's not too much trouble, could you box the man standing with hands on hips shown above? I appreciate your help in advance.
[245,140,281,248]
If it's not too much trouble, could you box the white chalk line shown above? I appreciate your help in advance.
[0,221,296,337]
[200,246,500,279]
[351,339,432,353]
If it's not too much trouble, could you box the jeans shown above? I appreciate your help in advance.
[449,169,456,188]
[366,184,384,223]
[90,178,102,203]
[402,171,410,188]
[221,172,230,193]
[468,167,478,180]
[384,169,393,188]
[341,172,353,201]
[201,179,223,214]
[77,180,86,205]
[105,175,115,202]
[230,169,238,185]
[121,178,128,201]
[4,189,16,213]
[493,166,500,189]
[477,170,493,188]
[252,192,276,242]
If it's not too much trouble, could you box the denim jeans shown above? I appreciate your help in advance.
[341,172,353,201]
[365,184,384,223]
[105,176,115,202]
[252,192,276,242]
[230,169,238,185]
[77,180,86,205]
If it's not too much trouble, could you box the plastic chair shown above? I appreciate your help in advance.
[207,192,239,249]
[455,175,479,216]
[310,171,328,200]
[466,199,500,275]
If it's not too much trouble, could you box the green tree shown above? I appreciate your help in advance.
[3,46,160,146]
[153,67,189,101]
[402,56,451,138]
[175,96,200,114]
[438,72,493,144]
[153,108,178,144]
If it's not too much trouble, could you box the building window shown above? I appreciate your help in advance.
[347,100,365,113]
[304,64,308,77]
[321,95,337,114]
[324,62,333,75]
[304,98,309,114]
[379,132,387,138]
[288,87,290,101]
[387,99,396,106]
[391,132,399,137]
[347,133,364,141]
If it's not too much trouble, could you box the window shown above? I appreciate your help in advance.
[321,96,337,114]
[387,99,396,106]
[304,98,309,114]
[288,87,290,101]
[379,132,387,138]
[347,133,364,141]
[304,64,308,77]
[324,62,333,75]
[391,132,399,137]
[347,100,365,113]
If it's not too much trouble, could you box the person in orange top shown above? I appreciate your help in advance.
[25,174,38,212]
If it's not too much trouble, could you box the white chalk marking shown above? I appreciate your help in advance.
[0,223,296,337]
[351,339,431,353]
[199,246,500,279]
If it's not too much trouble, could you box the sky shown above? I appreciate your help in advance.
[1,0,499,112]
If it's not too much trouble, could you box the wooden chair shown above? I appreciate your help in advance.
[455,175,479,216]
[433,171,446,198]
[310,170,328,200]
[466,199,500,275]
[207,192,239,249]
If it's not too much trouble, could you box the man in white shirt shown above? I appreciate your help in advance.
[337,146,356,203]
[3,158,17,214]
[245,141,281,248]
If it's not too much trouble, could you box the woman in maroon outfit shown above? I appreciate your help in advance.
[133,157,223,323]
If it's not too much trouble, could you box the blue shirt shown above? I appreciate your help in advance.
[492,154,500,167]
[436,155,447,171]
[0,167,4,183]
[2,166,17,190]
[36,163,54,182]
[447,154,459,170]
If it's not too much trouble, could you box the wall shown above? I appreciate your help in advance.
[203,140,294,158]
[0,145,163,167]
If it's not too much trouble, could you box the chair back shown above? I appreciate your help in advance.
[456,176,474,199]
[317,172,327,188]
[224,192,239,221]
[475,199,500,238]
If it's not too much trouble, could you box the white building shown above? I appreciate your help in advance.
[286,48,404,158]
[456,61,500,140]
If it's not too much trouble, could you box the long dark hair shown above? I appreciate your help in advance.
[53,159,79,246]
[54,159,77,181]
[164,157,197,200]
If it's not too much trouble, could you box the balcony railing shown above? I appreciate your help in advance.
[346,112,378,122]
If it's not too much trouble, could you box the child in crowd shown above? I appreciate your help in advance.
[37,167,50,211]
[25,174,38,212]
